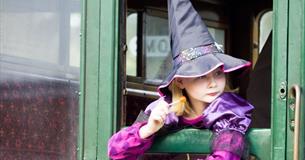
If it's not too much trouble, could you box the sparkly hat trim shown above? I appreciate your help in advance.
[175,43,223,64]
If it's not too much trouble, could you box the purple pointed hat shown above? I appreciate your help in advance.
[158,0,251,96]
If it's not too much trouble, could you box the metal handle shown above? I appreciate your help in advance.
[124,88,159,98]
[289,85,301,160]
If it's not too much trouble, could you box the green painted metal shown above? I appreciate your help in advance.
[78,0,86,159]
[81,0,101,159]
[97,0,119,159]
[248,129,271,160]
[149,129,213,153]
[287,0,305,159]
[78,0,119,159]
[149,129,270,160]
[271,0,289,159]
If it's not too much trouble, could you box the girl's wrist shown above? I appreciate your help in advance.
[139,124,155,139]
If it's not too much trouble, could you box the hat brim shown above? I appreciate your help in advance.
[157,53,251,96]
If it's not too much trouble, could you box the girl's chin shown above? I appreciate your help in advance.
[202,95,219,103]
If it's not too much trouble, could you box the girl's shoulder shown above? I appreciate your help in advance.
[202,92,254,126]
[216,92,253,107]
[203,92,255,134]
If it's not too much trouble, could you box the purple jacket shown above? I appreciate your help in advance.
[108,92,254,160]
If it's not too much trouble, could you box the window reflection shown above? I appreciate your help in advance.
[208,27,225,49]
[0,0,80,79]
[69,13,81,67]
[145,14,171,84]
[0,0,80,159]
[126,11,226,85]
[126,13,138,76]
[259,11,272,53]
[1,11,60,64]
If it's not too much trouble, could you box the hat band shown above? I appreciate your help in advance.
[175,44,222,63]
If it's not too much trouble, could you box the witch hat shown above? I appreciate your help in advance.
[158,0,251,96]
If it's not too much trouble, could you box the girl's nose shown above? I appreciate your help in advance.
[208,76,217,88]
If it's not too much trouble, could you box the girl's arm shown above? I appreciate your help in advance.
[203,93,254,159]
[107,122,155,160]
[108,99,170,160]
[206,151,240,160]
[207,130,246,160]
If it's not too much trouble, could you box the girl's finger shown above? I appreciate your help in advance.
[158,100,169,109]
[153,115,164,123]
[163,107,170,115]
[160,113,166,122]
[158,105,169,115]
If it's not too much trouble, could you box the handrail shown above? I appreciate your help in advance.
[148,128,271,160]
[125,88,159,98]
[289,85,301,160]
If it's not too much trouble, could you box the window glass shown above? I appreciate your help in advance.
[126,12,226,85]
[69,13,81,67]
[0,3,60,64]
[145,14,171,84]
[0,0,80,159]
[126,13,138,76]
[208,27,225,49]
[0,0,80,77]
[259,11,272,53]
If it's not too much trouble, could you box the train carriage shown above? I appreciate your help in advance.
[0,0,305,159]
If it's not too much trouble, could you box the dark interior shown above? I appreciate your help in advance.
[123,0,272,129]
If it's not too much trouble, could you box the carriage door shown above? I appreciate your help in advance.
[285,0,305,159]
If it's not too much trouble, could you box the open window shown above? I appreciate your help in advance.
[247,10,273,128]
[124,0,229,126]
[120,0,272,159]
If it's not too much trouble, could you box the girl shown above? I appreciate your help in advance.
[108,0,254,159]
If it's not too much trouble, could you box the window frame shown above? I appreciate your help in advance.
[125,6,230,99]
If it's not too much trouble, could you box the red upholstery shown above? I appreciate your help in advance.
[0,71,79,160]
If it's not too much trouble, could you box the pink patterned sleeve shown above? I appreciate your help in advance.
[205,129,246,160]
[204,151,240,160]
[107,122,155,160]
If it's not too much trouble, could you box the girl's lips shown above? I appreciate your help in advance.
[207,92,218,96]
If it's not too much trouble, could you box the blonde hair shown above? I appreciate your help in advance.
[168,82,191,116]
[168,76,234,116]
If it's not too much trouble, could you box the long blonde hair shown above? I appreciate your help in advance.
[168,82,191,116]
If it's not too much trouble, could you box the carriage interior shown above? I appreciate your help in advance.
[122,0,273,158]
[123,0,272,128]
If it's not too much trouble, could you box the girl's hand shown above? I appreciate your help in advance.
[139,100,169,139]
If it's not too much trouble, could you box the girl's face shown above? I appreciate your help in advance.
[175,67,226,105]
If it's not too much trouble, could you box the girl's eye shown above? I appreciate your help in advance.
[215,71,224,77]
[197,75,206,79]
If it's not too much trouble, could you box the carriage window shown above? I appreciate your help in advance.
[145,14,171,84]
[208,27,225,48]
[126,12,138,76]
[252,10,273,66]
[124,9,227,126]
[0,0,80,159]
[259,11,272,53]
[1,8,60,64]
[126,11,226,86]
[247,10,272,128]
[0,0,80,74]
[69,13,81,67]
